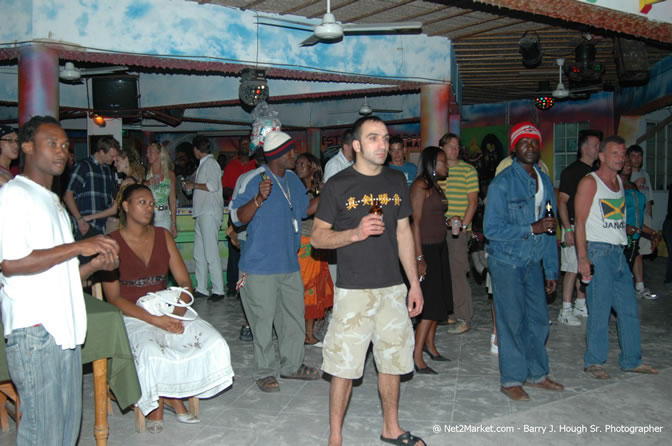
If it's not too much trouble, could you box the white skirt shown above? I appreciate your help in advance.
[123,316,235,415]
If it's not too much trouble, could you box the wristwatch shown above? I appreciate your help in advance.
[461,224,468,231]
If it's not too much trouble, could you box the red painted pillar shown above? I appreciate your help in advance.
[420,84,451,148]
[18,44,59,125]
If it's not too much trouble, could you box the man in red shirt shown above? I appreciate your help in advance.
[222,136,256,297]
[222,136,255,201]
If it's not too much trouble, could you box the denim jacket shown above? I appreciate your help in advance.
[484,158,559,279]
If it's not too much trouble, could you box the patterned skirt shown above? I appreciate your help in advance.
[298,236,334,320]
[123,316,235,415]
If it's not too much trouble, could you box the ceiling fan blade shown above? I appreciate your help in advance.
[343,21,422,33]
[256,15,314,30]
[80,66,128,76]
[371,108,402,113]
[300,34,321,47]
[327,110,360,115]
[569,85,602,93]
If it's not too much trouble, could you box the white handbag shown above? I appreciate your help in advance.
[136,287,198,321]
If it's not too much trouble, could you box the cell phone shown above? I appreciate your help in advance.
[260,172,268,181]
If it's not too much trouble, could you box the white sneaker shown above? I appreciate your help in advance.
[636,288,658,300]
[490,334,498,355]
[557,309,582,326]
[573,305,589,318]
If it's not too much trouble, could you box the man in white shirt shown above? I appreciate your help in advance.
[323,129,355,285]
[0,115,119,446]
[185,135,225,301]
[323,129,354,183]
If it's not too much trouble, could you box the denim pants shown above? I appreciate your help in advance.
[489,256,550,387]
[584,242,642,370]
[5,325,82,446]
[663,218,672,284]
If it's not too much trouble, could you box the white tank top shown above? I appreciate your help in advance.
[585,172,627,246]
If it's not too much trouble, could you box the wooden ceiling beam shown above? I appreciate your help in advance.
[344,0,417,23]
[452,19,526,40]
[422,9,474,27]
[393,4,455,22]
[308,0,359,18]
[281,0,321,15]
[430,16,502,37]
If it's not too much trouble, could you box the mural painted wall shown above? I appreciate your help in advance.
[461,92,615,181]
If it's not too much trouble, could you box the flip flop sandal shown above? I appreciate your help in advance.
[584,365,609,379]
[380,431,426,445]
[256,376,280,393]
[280,364,321,380]
[622,364,658,374]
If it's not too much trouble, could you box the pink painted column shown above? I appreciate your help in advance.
[420,84,451,148]
[18,44,59,125]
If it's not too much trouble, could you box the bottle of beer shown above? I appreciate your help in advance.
[369,199,383,218]
[544,200,556,235]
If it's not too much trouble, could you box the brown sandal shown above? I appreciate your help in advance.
[622,364,658,374]
[584,365,609,379]
[256,376,280,392]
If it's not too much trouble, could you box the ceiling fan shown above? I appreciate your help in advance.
[2,62,129,83]
[329,97,403,116]
[256,0,422,47]
[59,62,128,82]
[537,58,601,99]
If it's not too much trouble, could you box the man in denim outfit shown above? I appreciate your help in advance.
[484,122,564,401]
[575,136,658,379]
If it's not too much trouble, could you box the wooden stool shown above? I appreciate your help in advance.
[0,381,20,432]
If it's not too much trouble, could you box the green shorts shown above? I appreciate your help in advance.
[321,284,414,379]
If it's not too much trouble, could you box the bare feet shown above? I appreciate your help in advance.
[327,433,342,446]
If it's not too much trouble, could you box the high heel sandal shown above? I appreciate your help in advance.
[414,363,438,375]
[423,346,451,362]
[145,419,164,434]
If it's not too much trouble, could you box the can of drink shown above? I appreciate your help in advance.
[451,218,461,237]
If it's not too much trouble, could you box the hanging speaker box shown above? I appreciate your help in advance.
[615,38,650,83]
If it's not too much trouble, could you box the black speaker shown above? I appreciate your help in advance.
[615,38,650,83]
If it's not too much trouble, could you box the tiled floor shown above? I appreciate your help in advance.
[2,257,671,445]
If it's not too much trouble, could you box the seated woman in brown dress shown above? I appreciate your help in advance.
[103,184,234,433]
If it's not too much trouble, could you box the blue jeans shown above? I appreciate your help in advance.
[584,242,642,370]
[663,218,672,284]
[489,256,550,387]
[5,325,82,446]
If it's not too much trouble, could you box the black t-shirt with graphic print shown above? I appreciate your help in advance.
[316,166,412,290]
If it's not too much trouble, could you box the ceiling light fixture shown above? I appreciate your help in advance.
[91,114,106,127]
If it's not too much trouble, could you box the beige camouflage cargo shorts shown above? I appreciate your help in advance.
[321,284,414,379]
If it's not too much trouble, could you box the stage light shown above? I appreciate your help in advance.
[239,68,269,106]
[519,33,542,68]
[535,96,555,111]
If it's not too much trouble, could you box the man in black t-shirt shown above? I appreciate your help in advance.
[557,131,600,326]
[311,116,425,446]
